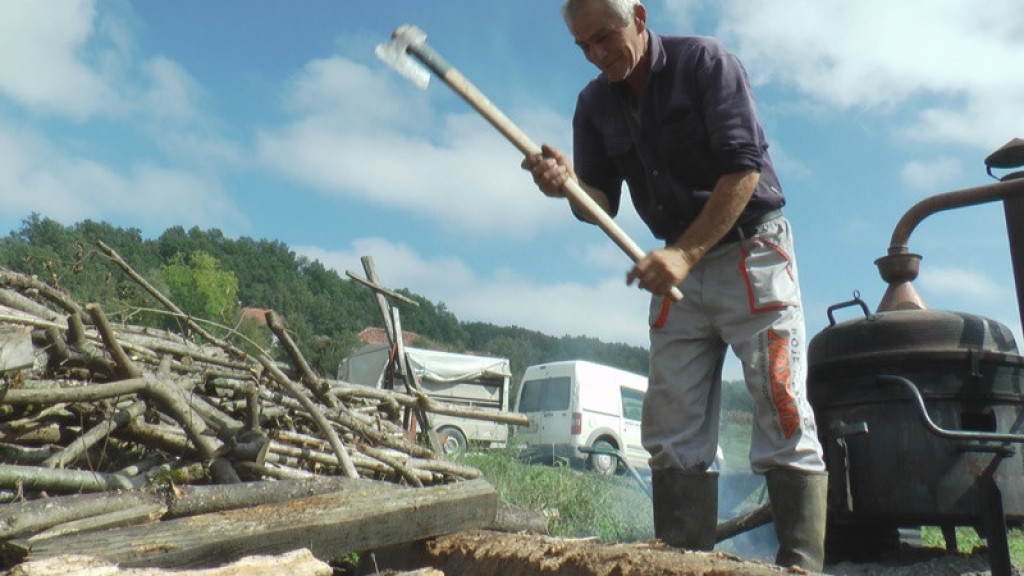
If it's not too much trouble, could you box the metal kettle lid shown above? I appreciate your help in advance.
[809,299,1020,364]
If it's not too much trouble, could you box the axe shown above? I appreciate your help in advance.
[376,25,683,302]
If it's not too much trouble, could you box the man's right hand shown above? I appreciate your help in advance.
[521,144,576,198]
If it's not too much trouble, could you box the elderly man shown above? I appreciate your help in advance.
[522,0,829,571]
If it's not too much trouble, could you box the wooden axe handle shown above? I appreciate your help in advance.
[408,36,684,302]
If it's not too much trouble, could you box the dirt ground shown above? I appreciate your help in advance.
[360,530,1016,576]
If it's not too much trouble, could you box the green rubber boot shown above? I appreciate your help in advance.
[651,469,718,551]
[766,468,828,572]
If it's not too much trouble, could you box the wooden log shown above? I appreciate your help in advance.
[17,479,498,569]
[41,399,147,469]
[489,506,549,535]
[0,270,85,319]
[391,309,440,452]
[360,256,397,349]
[85,303,142,379]
[0,462,137,494]
[0,288,62,322]
[329,381,530,427]
[345,270,420,306]
[715,502,773,543]
[161,476,390,519]
[7,548,332,575]
[1,378,239,484]
[0,476,389,540]
[264,310,338,411]
[27,503,167,542]
[0,328,35,373]
[257,355,359,479]
[0,443,53,466]
[424,530,791,576]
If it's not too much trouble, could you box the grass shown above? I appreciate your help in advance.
[460,416,1024,570]
[460,447,654,542]
[920,525,1024,568]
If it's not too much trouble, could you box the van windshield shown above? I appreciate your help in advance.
[518,376,571,412]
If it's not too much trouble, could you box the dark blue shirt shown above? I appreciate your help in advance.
[572,33,785,242]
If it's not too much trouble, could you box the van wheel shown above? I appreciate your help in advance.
[588,439,618,476]
[439,427,468,456]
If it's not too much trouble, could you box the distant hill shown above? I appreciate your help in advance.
[0,214,649,387]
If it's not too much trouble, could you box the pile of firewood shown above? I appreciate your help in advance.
[0,243,525,571]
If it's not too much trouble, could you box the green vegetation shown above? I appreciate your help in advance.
[0,214,649,383]
[462,448,654,542]
[462,446,1024,570]
[920,526,1024,569]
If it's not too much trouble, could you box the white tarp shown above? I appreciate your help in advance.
[404,347,511,384]
[338,343,512,445]
[339,344,510,386]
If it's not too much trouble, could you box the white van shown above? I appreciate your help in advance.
[514,360,648,475]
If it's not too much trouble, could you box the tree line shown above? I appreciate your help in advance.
[0,214,651,388]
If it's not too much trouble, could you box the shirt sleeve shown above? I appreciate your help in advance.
[692,40,766,175]
[572,91,624,219]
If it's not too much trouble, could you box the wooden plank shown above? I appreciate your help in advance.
[19,479,497,569]
[0,476,389,541]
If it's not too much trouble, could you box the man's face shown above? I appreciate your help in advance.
[569,2,646,82]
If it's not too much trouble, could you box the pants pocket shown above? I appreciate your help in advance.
[741,239,800,313]
[649,295,672,329]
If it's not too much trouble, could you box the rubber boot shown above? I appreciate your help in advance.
[651,469,718,551]
[765,468,828,573]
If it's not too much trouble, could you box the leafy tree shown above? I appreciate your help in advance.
[160,251,239,328]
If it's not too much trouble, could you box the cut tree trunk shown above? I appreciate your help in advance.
[423,530,791,576]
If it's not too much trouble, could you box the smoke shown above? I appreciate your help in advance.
[718,474,778,561]
[715,414,779,561]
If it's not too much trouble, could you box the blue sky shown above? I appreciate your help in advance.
[1,1,1022,379]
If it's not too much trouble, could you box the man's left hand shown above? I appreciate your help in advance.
[626,247,693,297]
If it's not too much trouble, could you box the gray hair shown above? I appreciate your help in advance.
[561,0,639,28]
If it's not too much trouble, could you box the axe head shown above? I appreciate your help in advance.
[375,24,431,89]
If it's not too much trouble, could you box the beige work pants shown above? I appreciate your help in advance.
[643,214,826,474]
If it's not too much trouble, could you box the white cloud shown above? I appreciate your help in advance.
[259,57,570,239]
[296,238,651,348]
[661,0,706,33]
[666,0,1024,151]
[141,57,202,122]
[0,0,115,119]
[918,264,1004,302]
[0,2,248,234]
[901,156,964,192]
[0,123,244,232]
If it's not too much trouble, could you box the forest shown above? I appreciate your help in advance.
[0,214,650,389]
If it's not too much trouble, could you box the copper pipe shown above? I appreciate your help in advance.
[875,178,1024,323]
[885,178,1024,254]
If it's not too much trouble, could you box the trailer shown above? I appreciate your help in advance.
[338,344,512,455]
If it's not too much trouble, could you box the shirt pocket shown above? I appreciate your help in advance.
[604,132,633,159]
[657,114,716,188]
[604,134,645,193]
[740,238,800,313]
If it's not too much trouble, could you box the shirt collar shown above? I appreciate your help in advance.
[648,31,667,74]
